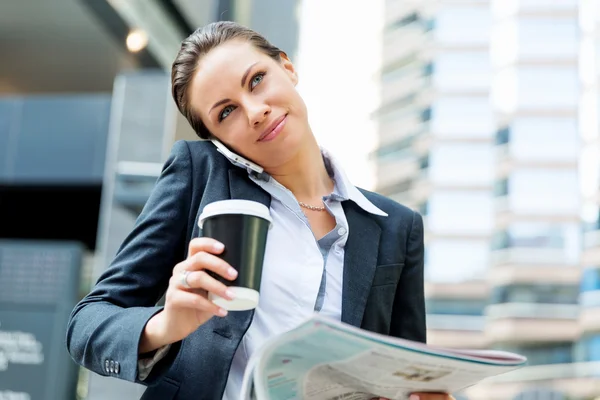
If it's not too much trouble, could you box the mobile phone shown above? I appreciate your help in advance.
[210,139,264,174]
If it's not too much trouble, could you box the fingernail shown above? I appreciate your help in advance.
[228,267,238,278]
[409,395,420,400]
[226,289,236,299]
[213,242,224,251]
[217,308,228,317]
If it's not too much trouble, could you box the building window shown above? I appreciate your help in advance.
[495,222,579,249]
[417,201,428,216]
[420,107,432,122]
[495,126,510,145]
[575,334,600,362]
[422,62,434,77]
[490,284,579,304]
[493,179,509,197]
[431,97,494,138]
[427,191,494,234]
[508,169,580,214]
[517,17,578,59]
[491,231,510,250]
[517,66,579,109]
[388,12,419,30]
[509,117,579,162]
[428,143,494,186]
[433,51,491,91]
[381,180,412,196]
[426,299,486,316]
[425,239,490,282]
[434,6,490,46]
[375,135,415,160]
[496,343,573,366]
[581,267,600,293]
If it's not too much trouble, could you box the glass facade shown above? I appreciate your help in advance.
[434,6,491,46]
[517,18,578,58]
[492,222,580,250]
[432,51,491,91]
[575,334,600,362]
[379,0,600,396]
[425,239,489,282]
[507,169,580,214]
[490,284,579,304]
[426,299,486,316]
[581,267,600,293]
[497,343,573,366]
[427,191,494,234]
[429,144,494,185]
[509,117,579,162]
[430,96,494,138]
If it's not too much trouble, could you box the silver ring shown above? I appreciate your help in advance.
[179,270,191,288]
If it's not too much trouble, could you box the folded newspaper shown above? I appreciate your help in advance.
[239,314,527,400]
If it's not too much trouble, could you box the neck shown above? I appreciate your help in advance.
[265,135,333,202]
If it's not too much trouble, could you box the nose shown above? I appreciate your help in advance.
[247,101,270,127]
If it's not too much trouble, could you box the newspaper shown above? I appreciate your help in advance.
[240,315,526,400]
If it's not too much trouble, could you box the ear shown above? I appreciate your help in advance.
[279,52,298,86]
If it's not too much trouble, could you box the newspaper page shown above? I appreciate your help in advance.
[251,318,525,400]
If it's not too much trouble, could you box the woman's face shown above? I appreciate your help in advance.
[189,40,310,169]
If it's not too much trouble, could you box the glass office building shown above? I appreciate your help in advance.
[377,0,600,398]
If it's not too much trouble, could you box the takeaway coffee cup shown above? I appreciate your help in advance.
[198,199,272,311]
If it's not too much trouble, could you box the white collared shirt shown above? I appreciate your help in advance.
[222,149,387,399]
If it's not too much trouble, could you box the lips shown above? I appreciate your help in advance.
[258,114,287,142]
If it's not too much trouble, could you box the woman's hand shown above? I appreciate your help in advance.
[139,238,237,353]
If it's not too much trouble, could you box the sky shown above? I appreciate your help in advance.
[294,0,384,190]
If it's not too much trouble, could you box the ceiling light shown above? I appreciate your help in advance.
[126,29,148,53]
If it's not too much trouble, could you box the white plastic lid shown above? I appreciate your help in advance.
[209,287,259,311]
[198,199,272,228]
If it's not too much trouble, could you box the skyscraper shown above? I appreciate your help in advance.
[375,0,494,357]
[376,0,600,398]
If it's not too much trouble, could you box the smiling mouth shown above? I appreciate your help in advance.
[258,114,288,142]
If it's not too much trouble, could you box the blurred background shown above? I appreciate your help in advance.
[0,0,599,399]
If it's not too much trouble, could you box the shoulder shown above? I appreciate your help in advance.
[169,139,229,170]
[171,139,219,159]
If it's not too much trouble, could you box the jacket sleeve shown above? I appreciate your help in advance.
[65,140,194,386]
[390,210,426,343]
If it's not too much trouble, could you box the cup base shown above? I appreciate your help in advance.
[209,287,259,311]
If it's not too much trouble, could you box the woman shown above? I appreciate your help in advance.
[66,21,454,400]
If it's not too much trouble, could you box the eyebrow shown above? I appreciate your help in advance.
[209,62,259,115]
[240,62,258,88]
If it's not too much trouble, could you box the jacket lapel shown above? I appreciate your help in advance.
[228,168,271,207]
[341,201,382,327]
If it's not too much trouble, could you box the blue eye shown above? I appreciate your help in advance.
[219,105,235,121]
[251,73,265,89]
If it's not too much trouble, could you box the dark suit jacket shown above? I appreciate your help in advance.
[65,140,425,400]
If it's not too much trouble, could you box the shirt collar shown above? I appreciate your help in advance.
[320,148,388,217]
[228,147,388,217]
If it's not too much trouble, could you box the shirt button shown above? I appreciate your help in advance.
[337,227,347,236]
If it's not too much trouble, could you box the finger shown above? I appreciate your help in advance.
[166,285,227,317]
[410,393,454,400]
[176,270,235,300]
[188,237,225,257]
[187,251,237,280]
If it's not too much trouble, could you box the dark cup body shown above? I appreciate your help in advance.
[202,213,269,291]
